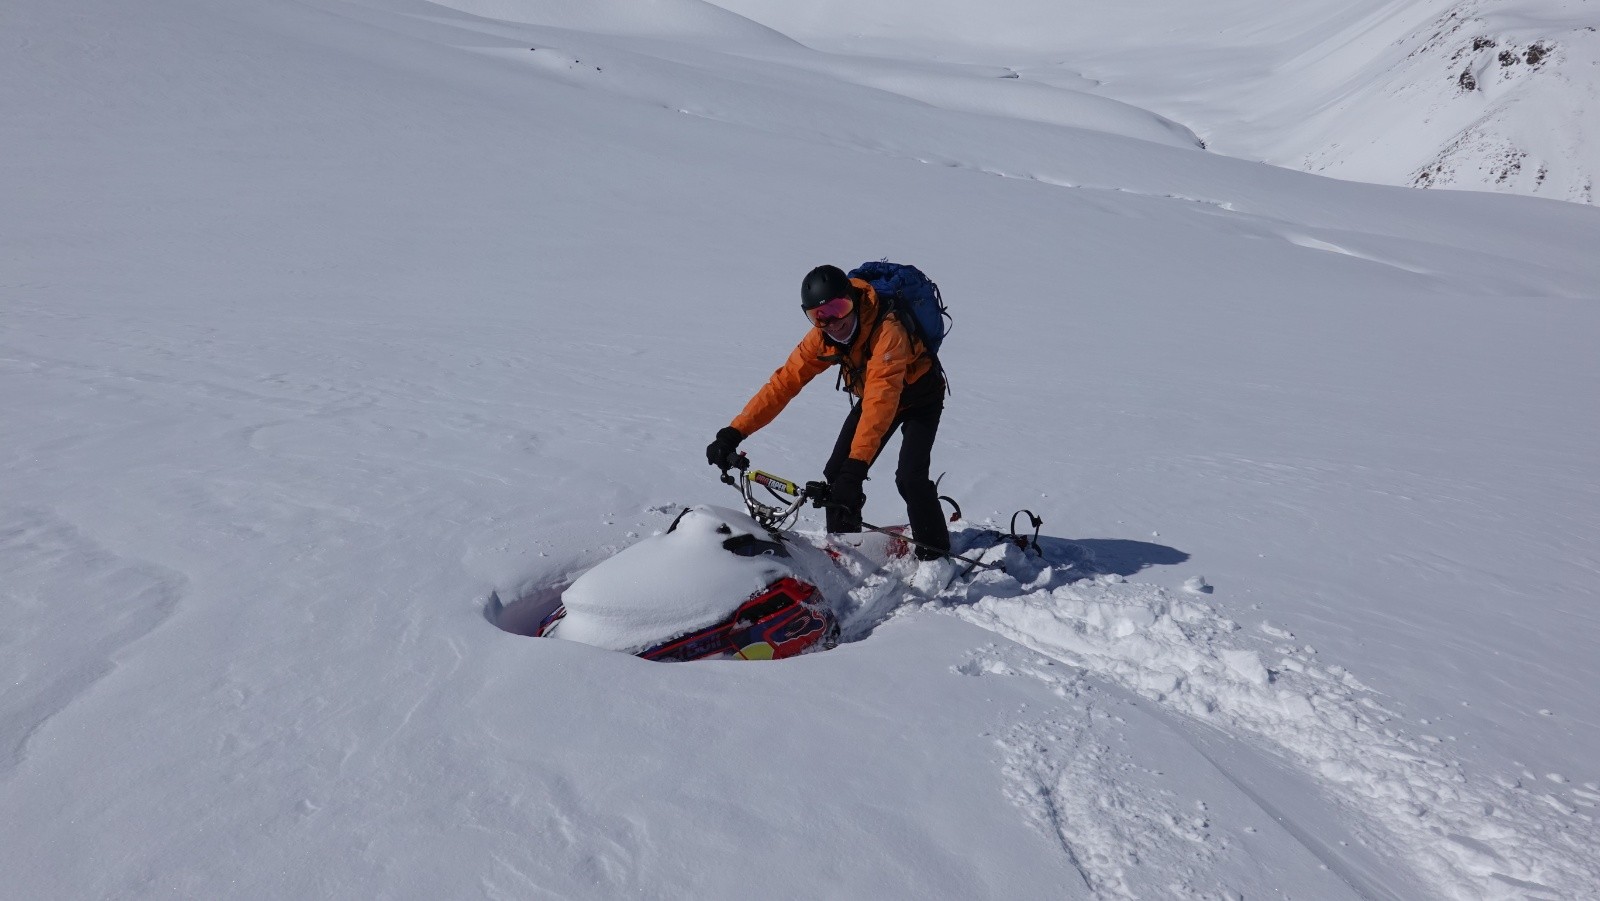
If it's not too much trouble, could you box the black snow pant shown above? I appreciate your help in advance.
[821,371,949,558]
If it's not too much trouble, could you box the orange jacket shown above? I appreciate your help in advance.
[730,279,935,464]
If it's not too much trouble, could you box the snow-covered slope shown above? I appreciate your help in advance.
[712,0,1600,203]
[1177,0,1600,202]
[1386,1,1599,200]
[3,0,1599,897]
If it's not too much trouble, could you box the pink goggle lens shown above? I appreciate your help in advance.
[806,296,854,327]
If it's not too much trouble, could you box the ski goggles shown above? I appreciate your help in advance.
[805,295,854,327]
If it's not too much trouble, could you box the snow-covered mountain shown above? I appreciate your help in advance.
[1170,0,1600,202]
[713,0,1600,203]
[3,0,1598,898]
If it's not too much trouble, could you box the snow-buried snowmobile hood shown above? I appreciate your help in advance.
[556,505,796,653]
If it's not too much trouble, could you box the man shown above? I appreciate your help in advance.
[706,264,949,560]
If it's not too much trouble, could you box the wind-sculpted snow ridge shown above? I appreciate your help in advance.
[429,0,797,44]
[0,507,186,777]
[927,544,1600,898]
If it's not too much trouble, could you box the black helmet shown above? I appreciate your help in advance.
[801,265,853,310]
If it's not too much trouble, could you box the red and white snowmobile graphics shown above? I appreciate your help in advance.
[532,506,851,661]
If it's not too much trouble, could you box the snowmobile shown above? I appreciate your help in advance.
[509,454,1033,662]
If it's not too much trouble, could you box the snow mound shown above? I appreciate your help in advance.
[554,505,791,653]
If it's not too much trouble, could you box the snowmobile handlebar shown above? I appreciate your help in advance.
[717,456,1006,574]
[721,454,812,531]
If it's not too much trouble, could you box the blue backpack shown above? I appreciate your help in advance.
[847,261,949,357]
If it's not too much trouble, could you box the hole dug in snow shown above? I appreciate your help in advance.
[485,582,567,638]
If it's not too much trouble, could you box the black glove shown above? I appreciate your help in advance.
[827,458,869,511]
[705,426,743,468]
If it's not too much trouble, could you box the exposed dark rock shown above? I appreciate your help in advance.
[1492,151,1526,183]
[1413,162,1449,188]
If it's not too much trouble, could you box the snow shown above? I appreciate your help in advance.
[943,546,1600,893]
[716,0,1600,202]
[554,505,798,652]
[3,0,1600,897]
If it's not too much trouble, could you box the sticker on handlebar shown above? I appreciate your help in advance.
[751,471,800,496]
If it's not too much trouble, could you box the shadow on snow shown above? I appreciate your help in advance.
[1041,536,1189,578]
[836,528,1190,641]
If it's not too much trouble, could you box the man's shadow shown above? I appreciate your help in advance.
[981,532,1187,579]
